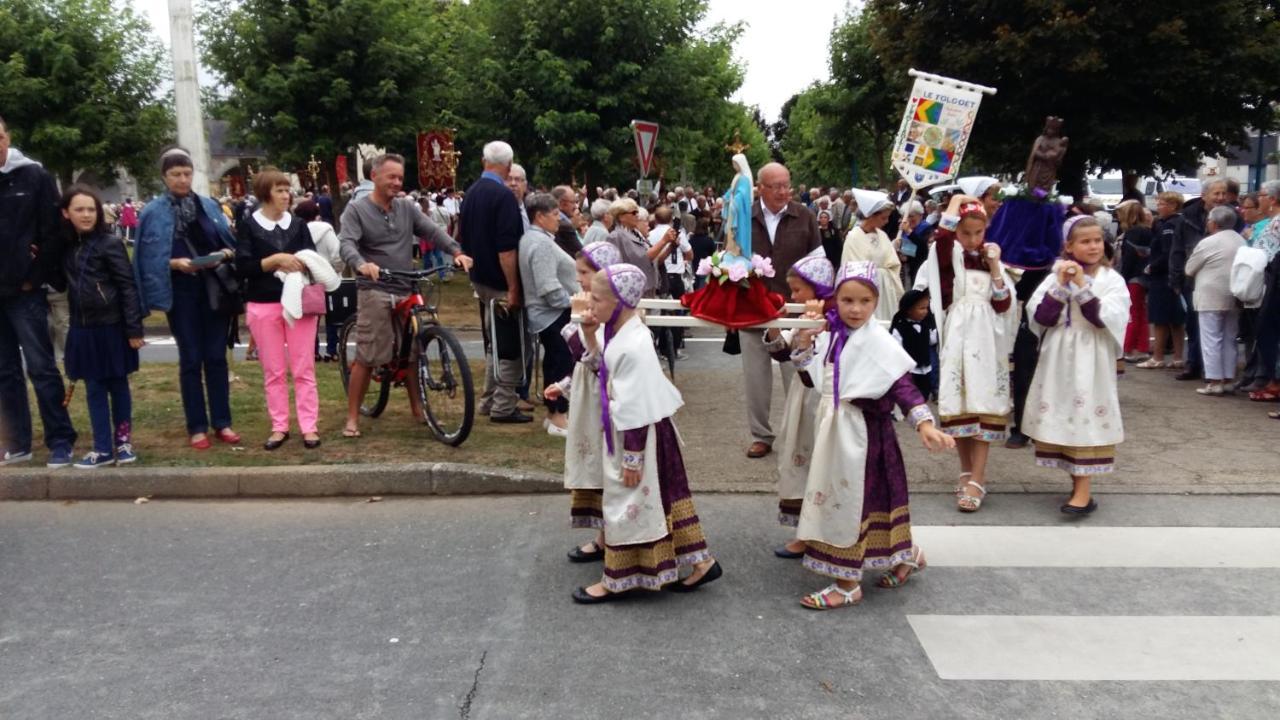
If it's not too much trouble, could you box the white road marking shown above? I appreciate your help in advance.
[908,615,1280,681]
[911,526,1280,568]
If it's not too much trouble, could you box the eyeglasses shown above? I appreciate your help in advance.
[760,183,792,192]
[622,210,638,216]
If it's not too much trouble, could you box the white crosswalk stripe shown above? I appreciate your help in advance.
[912,525,1280,568]
[909,615,1280,681]
[906,524,1280,682]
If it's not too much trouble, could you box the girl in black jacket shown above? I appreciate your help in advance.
[60,186,144,468]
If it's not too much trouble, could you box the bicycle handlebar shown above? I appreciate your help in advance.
[378,266,453,281]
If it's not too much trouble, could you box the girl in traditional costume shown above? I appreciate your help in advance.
[1023,216,1130,515]
[545,241,622,563]
[571,263,721,603]
[765,253,835,557]
[917,194,1018,512]
[840,189,903,322]
[791,261,954,610]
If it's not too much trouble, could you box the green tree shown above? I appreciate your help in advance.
[0,0,172,186]
[448,0,750,188]
[867,0,1280,197]
[822,7,901,188]
[779,86,852,187]
[198,0,455,171]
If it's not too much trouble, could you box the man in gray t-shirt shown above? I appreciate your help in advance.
[337,153,471,437]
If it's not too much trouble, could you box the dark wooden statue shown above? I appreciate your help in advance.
[1024,116,1068,194]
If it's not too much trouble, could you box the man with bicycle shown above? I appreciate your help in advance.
[338,153,471,438]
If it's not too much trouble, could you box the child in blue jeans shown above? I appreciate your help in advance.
[60,186,144,468]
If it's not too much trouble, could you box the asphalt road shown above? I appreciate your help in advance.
[3,493,1279,719]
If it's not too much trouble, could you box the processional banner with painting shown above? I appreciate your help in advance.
[891,71,995,190]
[417,129,457,190]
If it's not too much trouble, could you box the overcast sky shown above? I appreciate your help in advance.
[135,0,853,121]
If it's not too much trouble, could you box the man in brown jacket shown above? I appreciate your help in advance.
[743,162,822,458]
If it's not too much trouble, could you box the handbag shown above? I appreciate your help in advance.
[301,283,327,316]
[722,329,741,355]
[181,235,242,316]
[208,263,244,316]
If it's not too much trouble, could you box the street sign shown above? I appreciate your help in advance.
[631,120,659,178]
[636,179,655,198]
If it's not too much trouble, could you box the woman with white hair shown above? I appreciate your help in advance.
[898,199,932,286]
[1186,205,1247,396]
[840,189,903,321]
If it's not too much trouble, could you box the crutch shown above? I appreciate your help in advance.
[486,297,527,386]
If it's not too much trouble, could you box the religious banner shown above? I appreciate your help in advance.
[417,129,459,190]
[891,69,997,190]
[335,154,348,186]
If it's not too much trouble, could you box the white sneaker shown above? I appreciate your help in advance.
[546,423,569,438]
[2,450,32,466]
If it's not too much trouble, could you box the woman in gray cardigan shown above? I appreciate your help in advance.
[518,193,580,435]
[1186,205,1247,395]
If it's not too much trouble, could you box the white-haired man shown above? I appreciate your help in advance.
[582,198,612,246]
[742,162,822,458]
[460,141,529,423]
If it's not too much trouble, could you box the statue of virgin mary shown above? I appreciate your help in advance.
[722,154,754,258]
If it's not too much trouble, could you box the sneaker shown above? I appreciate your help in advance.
[547,423,569,438]
[115,444,138,465]
[47,446,74,468]
[2,449,32,466]
[491,411,533,424]
[675,349,690,361]
[74,451,116,470]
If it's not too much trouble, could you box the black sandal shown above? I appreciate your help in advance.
[667,561,723,593]
[567,542,604,563]
[571,586,627,604]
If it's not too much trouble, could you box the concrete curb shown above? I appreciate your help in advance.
[0,463,562,501]
[5,463,1280,501]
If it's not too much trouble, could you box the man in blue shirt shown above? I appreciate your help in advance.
[459,141,529,423]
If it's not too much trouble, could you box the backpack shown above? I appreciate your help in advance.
[1231,246,1267,308]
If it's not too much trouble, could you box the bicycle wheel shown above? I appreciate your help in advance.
[416,324,475,446]
[339,316,390,418]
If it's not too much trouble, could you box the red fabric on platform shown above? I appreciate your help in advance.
[680,277,786,329]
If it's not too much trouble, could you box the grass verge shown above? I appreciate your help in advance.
[44,360,564,472]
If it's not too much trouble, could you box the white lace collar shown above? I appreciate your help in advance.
[252,209,293,231]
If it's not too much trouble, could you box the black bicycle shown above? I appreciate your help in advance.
[338,267,475,446]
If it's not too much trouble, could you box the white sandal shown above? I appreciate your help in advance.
[953,472,973,497]
[957,480,987,513]
[800,583,863,610]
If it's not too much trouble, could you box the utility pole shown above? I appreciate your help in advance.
[168,0,211,194]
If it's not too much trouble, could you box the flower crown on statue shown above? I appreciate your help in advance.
[696,251,775,288]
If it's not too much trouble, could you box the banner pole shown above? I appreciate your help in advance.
[907,68,998,96]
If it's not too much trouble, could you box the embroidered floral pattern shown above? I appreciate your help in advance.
[607,265,647,308]
[792,255,835,294]
[582,241,621,271]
